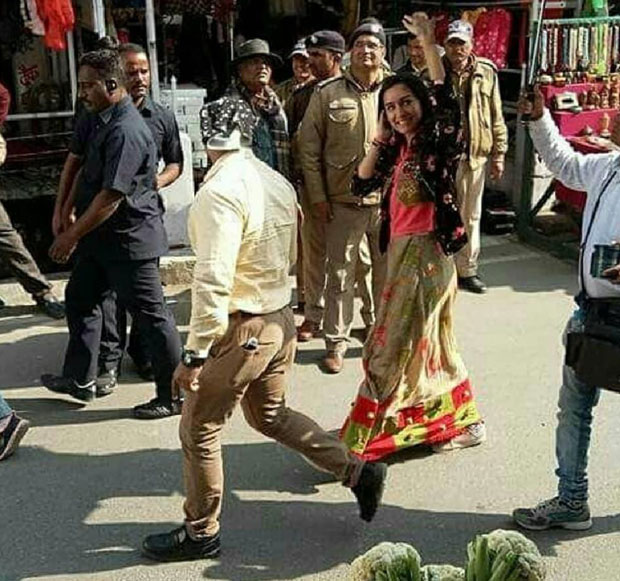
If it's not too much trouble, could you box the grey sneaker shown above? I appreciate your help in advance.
[432,422,487,453]
[513,496,592,531]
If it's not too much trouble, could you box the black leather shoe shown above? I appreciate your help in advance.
[143,525,220,562]
[34,293,65,319]
[96,368,118,398]
[133,398,182,420]
[41,374,96,402]
[458,275,488,294]
[351,462,387,522]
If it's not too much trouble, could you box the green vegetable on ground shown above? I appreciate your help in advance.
[421,563,466,580]
[465,529,546,581]
[349,541,422,581]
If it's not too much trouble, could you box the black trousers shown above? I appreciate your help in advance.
[98,292,151,372]
[62,254,181,403]
[0,200,51,297]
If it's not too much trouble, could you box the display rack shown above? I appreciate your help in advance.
[517,6,620,259]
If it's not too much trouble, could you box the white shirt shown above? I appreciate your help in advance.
[185,148,298,355]
[529,110,620,299]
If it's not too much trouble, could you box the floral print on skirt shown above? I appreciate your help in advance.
[340,233,481,461]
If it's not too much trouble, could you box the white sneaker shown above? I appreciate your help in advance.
[432,422,486,453]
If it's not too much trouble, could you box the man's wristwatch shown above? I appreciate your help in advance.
[181,348,207,368]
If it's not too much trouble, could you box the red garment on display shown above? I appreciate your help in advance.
[473,9,512,68]
[35,0,74,50]
[434,12,451,46]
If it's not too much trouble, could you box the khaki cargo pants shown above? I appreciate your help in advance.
[301,200,374,327]
[323,203,387,354]
[455,160,487,278]
[179,306,364,537]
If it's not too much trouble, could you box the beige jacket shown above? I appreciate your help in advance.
[298,70,384,206]
[447,55,508,170]
[185,149,297,355]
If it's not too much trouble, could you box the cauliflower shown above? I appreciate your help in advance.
[485,530,545,581]
[421,564,466,580]
[465,529,546,581]
[349,541,422,581]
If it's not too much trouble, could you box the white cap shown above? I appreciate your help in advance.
[446,20,473,43]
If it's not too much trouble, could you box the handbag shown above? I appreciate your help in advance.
[565,299,620,392]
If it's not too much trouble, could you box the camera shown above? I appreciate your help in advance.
[590,243,620,278]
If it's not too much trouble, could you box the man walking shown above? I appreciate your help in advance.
[513,88,620,531]
[41,49,182,418]
[299,22,388,373]
[141,127,387,562]
[97,42,184,388]
[443,20,507,294]
[201,38,290,178]
[0,81,64,319]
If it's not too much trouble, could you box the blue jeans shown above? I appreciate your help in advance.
[556,313,601,503]
[0,392,13,420]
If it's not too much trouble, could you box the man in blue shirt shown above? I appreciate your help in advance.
[97,43,184,390]
[41,49,182,418]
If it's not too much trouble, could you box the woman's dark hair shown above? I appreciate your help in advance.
[378,73,435,145]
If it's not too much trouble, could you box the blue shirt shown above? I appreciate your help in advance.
[75,96,167,261]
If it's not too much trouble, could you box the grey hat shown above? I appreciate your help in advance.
[233,38,283,68]
[305,30,346,54]
[349,21,386,47]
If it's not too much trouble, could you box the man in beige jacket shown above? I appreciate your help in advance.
[443,20,508,294]
[299,21,388,373]
[141,127,387,562]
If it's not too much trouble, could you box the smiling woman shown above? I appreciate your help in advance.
[339,15,485,461]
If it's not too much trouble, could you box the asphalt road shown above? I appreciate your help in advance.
[1,236,619,581]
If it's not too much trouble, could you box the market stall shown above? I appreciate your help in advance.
[517,0,620,256]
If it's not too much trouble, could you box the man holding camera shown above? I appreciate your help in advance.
[513,88,620,531]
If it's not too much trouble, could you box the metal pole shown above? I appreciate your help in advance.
[94,0,106,38]
[145,0,161,102]
[67,30,77,111]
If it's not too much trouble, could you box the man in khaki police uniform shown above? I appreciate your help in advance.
[443,20,508,294]
[299,21,388,373]
[290,30,374,344]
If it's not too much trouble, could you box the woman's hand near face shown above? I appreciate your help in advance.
[374,111,392,143]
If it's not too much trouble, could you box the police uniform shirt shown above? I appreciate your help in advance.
[138,95,183,168]
[75,96,167,261]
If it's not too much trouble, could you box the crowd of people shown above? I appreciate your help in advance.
[1,8,619,565]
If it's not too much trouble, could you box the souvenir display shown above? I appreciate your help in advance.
[599,111,611,136]
[539,18,620,78]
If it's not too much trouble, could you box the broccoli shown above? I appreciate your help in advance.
[421,564,466,580]
[349,541,422,581]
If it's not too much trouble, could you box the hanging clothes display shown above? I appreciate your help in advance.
[161,0,236,22]
[21,0,45,36]
[34,0,74,50]
[473,9,512,69]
